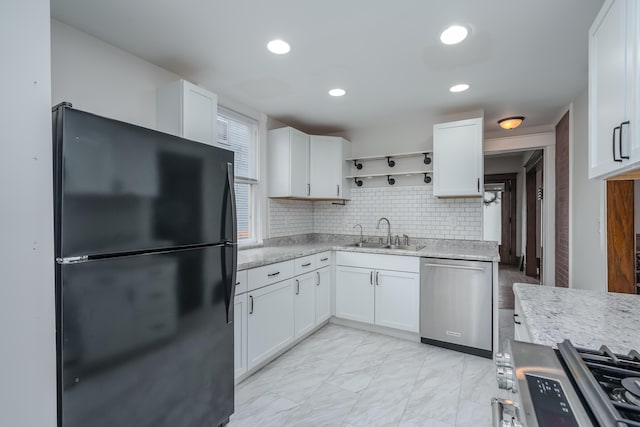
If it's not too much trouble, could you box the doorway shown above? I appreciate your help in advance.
[484,174,517,265]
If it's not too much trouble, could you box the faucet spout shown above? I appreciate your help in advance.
[376,217,391,246]
[353,224,364,244]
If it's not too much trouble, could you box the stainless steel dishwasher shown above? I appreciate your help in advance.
[420,258,492,358]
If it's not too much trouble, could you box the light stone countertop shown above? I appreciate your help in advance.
[238,238,499,270]
[513,283,640,354]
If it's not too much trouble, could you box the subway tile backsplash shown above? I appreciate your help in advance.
[268,186,482,240]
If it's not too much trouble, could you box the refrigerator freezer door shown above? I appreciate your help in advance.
[59,245,234,427]
[53,106,234,258]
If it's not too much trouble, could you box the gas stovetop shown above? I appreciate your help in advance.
[493,340,640,427]
[559,342,640,426]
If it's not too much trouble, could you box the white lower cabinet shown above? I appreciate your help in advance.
[233,293,248,378]
[247,279,294,370]
[513,293,532,343]
[374,270,420,333]
[294,272,316,339]
[335,254,420,333]
[335,266,375,323]
[315,266,331,323]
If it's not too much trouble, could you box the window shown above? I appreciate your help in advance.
[216,107,259,244]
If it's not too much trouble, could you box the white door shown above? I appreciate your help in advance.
[433,118,483,197]
[233,293,248,378]
[294,272,316,339]
[289,128,310,198]
[374,270,420,332]
[335,266,374,324]
[310,136,341,198]
[182,80,217,145]
[315,266,331,323]
[247,279,294,369]
[589,0,631,178]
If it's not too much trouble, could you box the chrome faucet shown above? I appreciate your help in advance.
[353,224,364,244]
[403,234,410,246]
[377,217,391,246]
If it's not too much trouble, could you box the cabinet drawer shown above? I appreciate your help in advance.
[235,269,248,295]
[294,255,316,275]
[315,251,331,268]
[248,260,294,291]
[335,251,419,273]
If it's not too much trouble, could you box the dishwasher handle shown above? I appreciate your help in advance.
[424,262,485,272]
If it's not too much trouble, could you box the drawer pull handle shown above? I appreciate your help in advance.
[267,271,280,277]
[301,262,312,267]
[316,271,320,286]
[249,295,254,314]
[320,257,329,262]
[295,279,300,295]
[513,313,521,325]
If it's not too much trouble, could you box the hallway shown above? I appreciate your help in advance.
[498,264,539,309]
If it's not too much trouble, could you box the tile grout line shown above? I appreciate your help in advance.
[396,348,430,425]
[454,356,468,426]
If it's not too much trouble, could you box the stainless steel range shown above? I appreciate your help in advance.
[492,340,640,426]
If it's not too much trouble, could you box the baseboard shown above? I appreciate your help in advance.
[329,317,420,342]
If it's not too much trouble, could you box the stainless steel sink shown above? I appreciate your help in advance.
[346,242,385,248]
[382,244,425,251]
[346,242,424,251]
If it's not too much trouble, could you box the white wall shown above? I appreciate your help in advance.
[51,20,180,129]
[0,1,57,426]
[569,88,607,291]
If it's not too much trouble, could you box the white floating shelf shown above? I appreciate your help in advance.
[345,170,432,179]
[345,151,432,162]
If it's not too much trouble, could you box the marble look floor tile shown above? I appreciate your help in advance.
[459,355,499,406]
[341,385,413,427]
[228,393,299,427]
[284,382,359,427]
[454,399,491,427]
[325,363,381,393]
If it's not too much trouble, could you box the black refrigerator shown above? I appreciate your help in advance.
[52,103,237,427]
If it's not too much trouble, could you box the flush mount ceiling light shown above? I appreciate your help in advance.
[267,39,290,54]
[498,116,525,130]
[328,88,346,97]
[449,83,469,93]
[440,25,469,45]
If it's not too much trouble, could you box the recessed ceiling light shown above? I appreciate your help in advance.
[328,88,346,97]
[449,83,469,93]
[440,25,468,45]
[498,116,525,130]
[267,39,290,54]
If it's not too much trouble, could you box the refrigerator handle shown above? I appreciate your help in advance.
[225,162,238,324]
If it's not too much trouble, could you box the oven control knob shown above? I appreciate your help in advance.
[496,366,515,390]
[494,352,513,368]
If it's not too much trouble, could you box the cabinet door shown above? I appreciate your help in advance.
[294,272,316,339]
[374,270,420,332]
[433,118,483,197]
[290,128,310,198]
[234,293,248,378]
[247,279,294,369]
[589,0,631,178]
[315,266,331,323]
[335,266,374,324]
[182,80,217,145]
[310,136,341,198]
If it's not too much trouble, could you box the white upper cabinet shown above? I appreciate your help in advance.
[309,136,352,199]
[268,128,351,200]
[589,0,640,179]
[156,79,218,146]
[433,117,483,197]
[267,127,310,198]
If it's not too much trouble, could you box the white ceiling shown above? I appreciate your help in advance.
[51,0,603,135]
